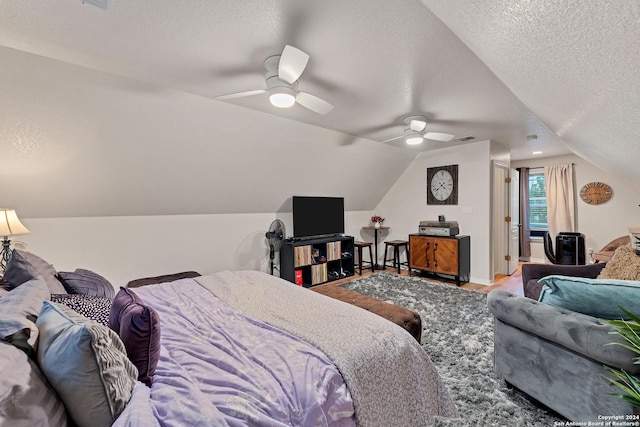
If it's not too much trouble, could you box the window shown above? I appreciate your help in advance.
[528,169,548,237]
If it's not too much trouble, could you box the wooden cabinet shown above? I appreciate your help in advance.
[281,236,355,287]
[409,234,470,285]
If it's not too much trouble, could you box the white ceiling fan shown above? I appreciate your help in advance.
[381,115,471,145]
[216,45,334,115]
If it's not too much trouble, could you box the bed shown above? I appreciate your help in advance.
[0,249,457,426]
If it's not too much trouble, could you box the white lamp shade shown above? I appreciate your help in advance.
[0,209,30,237]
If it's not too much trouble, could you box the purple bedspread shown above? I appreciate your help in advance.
[113,279,355,427]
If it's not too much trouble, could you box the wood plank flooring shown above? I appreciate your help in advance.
[313,263,529,295]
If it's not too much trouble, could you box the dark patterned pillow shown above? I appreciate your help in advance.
[57,269,115,298]
[50,294,113,326]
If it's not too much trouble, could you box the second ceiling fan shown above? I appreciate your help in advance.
[382,116,467,145]
[216,45,334,115]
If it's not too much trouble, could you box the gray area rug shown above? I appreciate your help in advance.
[339,272,563,426]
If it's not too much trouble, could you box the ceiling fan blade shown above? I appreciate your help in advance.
[409,120,427,132]
[424,132,455,142]
[296,91,334,115]
[380,135,404,144]
[216,89,266,101]
[279,45,309,84]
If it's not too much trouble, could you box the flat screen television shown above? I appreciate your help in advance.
[292,196,345,239]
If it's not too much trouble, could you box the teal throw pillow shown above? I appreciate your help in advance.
[538,275,640,320]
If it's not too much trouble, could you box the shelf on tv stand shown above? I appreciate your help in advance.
[280,235,355,287]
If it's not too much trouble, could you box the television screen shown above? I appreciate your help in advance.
[292,196,345,238]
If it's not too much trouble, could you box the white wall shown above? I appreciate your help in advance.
[373,140,494,284]
[14,210,372,288]
[512,154,640,263]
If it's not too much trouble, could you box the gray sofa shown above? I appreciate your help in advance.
[488,288,639,421]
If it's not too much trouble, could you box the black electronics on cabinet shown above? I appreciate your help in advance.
[556,232,586,265]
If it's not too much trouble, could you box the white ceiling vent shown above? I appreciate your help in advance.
[80,0,113,12]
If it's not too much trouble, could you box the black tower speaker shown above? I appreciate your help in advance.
[555,232,586,265]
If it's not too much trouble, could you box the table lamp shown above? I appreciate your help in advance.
[0,209,30,273]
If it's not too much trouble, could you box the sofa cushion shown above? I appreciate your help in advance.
[538,275,640,319]
[597,245,640,281]
[521,262,606,300]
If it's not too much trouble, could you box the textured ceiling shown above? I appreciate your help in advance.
[0,0,572,160]
[422,0,640,189]
[1,0,639,219]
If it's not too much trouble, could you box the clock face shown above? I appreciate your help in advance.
[580,182,613,205]
[431,170,454,201]
[427,165,458,205]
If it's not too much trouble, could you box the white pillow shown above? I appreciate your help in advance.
[36,301,138,427]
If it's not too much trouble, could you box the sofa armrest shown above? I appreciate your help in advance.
[487,290,638,372]
[521,263,606,299]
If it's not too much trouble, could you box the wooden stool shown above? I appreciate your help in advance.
[383,240,410,274]
[354,241,374,275]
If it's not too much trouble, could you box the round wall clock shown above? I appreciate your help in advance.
[427,164,458,205]
[579,181,613,205]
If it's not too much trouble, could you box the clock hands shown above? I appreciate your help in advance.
[433,181,451,191]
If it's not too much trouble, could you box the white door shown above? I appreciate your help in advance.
[508,168,520,275]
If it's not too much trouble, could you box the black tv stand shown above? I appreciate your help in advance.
[280,235,355,287]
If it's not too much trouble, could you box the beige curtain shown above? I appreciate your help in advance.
[544,164,576,245]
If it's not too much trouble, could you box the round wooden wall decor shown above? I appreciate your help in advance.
[579,182,613,205]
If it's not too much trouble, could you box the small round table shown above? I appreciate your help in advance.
[362,225,390,270]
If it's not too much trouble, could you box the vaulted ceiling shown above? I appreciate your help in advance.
[1,0,638,217]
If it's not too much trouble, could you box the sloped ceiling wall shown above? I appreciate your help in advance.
[422,0,640,191]
[0,46,416,218]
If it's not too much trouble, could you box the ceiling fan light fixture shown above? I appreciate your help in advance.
[424,132,455,142]
[269,87,296,108]
[405,133,424,145]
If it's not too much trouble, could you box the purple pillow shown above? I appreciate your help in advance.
[50,294,113,326]
[109,287,160,387]
[57,269,115,298]
[4,249,67,294]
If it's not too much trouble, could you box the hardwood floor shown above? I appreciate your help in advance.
[314,263,528,295]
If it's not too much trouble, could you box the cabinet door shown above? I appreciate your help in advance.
[410,235,430,269]
[432,238,459,275]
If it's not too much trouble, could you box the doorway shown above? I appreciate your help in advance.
[492,162,520,277]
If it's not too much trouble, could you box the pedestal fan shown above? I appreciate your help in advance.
[265,219,286,275]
